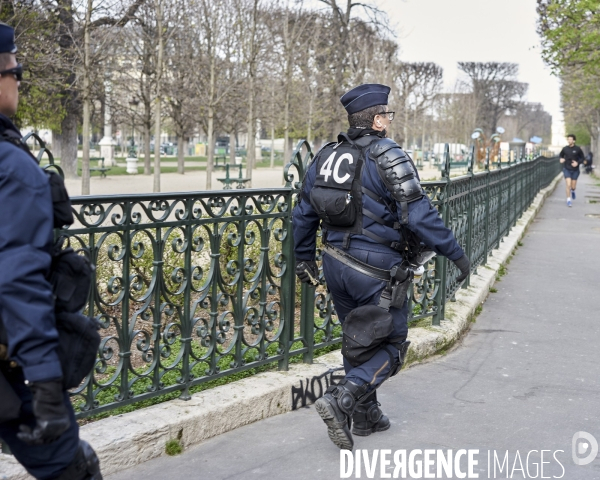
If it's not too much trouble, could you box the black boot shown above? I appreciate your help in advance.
[352,391,390,436]
[55,440,102,480]
[314,379,367,450]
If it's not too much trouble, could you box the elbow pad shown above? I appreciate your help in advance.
[370,138,424,204]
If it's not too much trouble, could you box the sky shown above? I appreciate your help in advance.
[377,0,564,144]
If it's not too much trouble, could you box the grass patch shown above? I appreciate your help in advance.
[46,158,209,176]
[471,304,483,323]
[496,263,508,281]
[489,287,498,293]
[165,439,183,456]
[409,317,434,329]
[517,241,523,247]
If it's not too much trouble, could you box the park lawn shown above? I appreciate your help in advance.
[46,160,208,176]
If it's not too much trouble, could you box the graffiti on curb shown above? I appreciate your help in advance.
[291,367,345,410]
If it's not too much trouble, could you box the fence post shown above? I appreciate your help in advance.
[433,144,451,326]
[179,197,193,400]
[464,145,475,288]
[300,283,316,364]
[483,148,491,265]
[496,154,503,247]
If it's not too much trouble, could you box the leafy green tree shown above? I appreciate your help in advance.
[538,0,600,151]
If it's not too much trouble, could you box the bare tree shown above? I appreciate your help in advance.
[152,0,164,192]
[165,18,198,175]
[27,0,146,180]
[242,0,261,185]
[317,0,389,136]
[189,0,245,189]
[458,62,528,136]
[391,62,443,147]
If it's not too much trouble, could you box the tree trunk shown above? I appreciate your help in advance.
[307,92,314,145]
[270,125,275,168]
[205,45,216,190]
[153,0,163,193]
[81,0,92,196]
[245,0,259,186]
[206,107,214,190]
[229,131,236,165]
[60,111,79,180]
[51,130,62,160]
[144,124,151,175]
[283,77,290,161]
[246,87,255,184]
[81,96,91,194]
[177,134,185,174]
[403,107,409,148]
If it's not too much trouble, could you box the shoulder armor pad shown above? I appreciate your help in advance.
[369,138,423,205]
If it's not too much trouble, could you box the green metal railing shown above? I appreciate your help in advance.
[45,141,559,418]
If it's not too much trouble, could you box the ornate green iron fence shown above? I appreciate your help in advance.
[47,141,559,419]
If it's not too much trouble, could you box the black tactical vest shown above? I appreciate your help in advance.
[309,136,365,234]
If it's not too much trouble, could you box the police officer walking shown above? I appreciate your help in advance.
[0,23,102,479]
[292,84,469,450]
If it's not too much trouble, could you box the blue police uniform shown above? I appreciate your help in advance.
[293,130,464,386]
[0,114,82,479]
[0,23,100,480]
[292,83,467,450]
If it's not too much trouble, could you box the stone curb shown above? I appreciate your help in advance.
[0,174,561,480]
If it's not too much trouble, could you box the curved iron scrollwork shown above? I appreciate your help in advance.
[23,132,64,177]
[284,139,314,191]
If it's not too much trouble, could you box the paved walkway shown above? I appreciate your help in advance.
[107,174,600,480]
[64,168,288,197]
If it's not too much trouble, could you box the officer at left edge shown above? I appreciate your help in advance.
[0,23,102,479]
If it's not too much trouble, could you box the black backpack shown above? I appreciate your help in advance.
[44,171,100,390]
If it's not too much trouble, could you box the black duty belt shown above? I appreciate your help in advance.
[322,244,391,281]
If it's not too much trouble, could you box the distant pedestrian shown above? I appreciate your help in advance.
[559,134,584,207]
[584,151,593,174]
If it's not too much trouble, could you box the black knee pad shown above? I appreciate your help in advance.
[342,305,394,367]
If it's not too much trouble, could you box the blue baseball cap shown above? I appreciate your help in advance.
[340,83,390,115]
[0,23,17,54]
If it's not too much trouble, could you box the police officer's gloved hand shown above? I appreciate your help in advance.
[17,379,71,445]
[296,260,319,285]
[453,254,471,283]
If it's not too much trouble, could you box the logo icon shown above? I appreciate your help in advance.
[572,431,598,466]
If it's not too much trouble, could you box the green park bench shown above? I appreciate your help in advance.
[217,163,250,189]
[213,155,228,169]
[79,157,111,178]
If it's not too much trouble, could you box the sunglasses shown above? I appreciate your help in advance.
[0,63,23,82]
